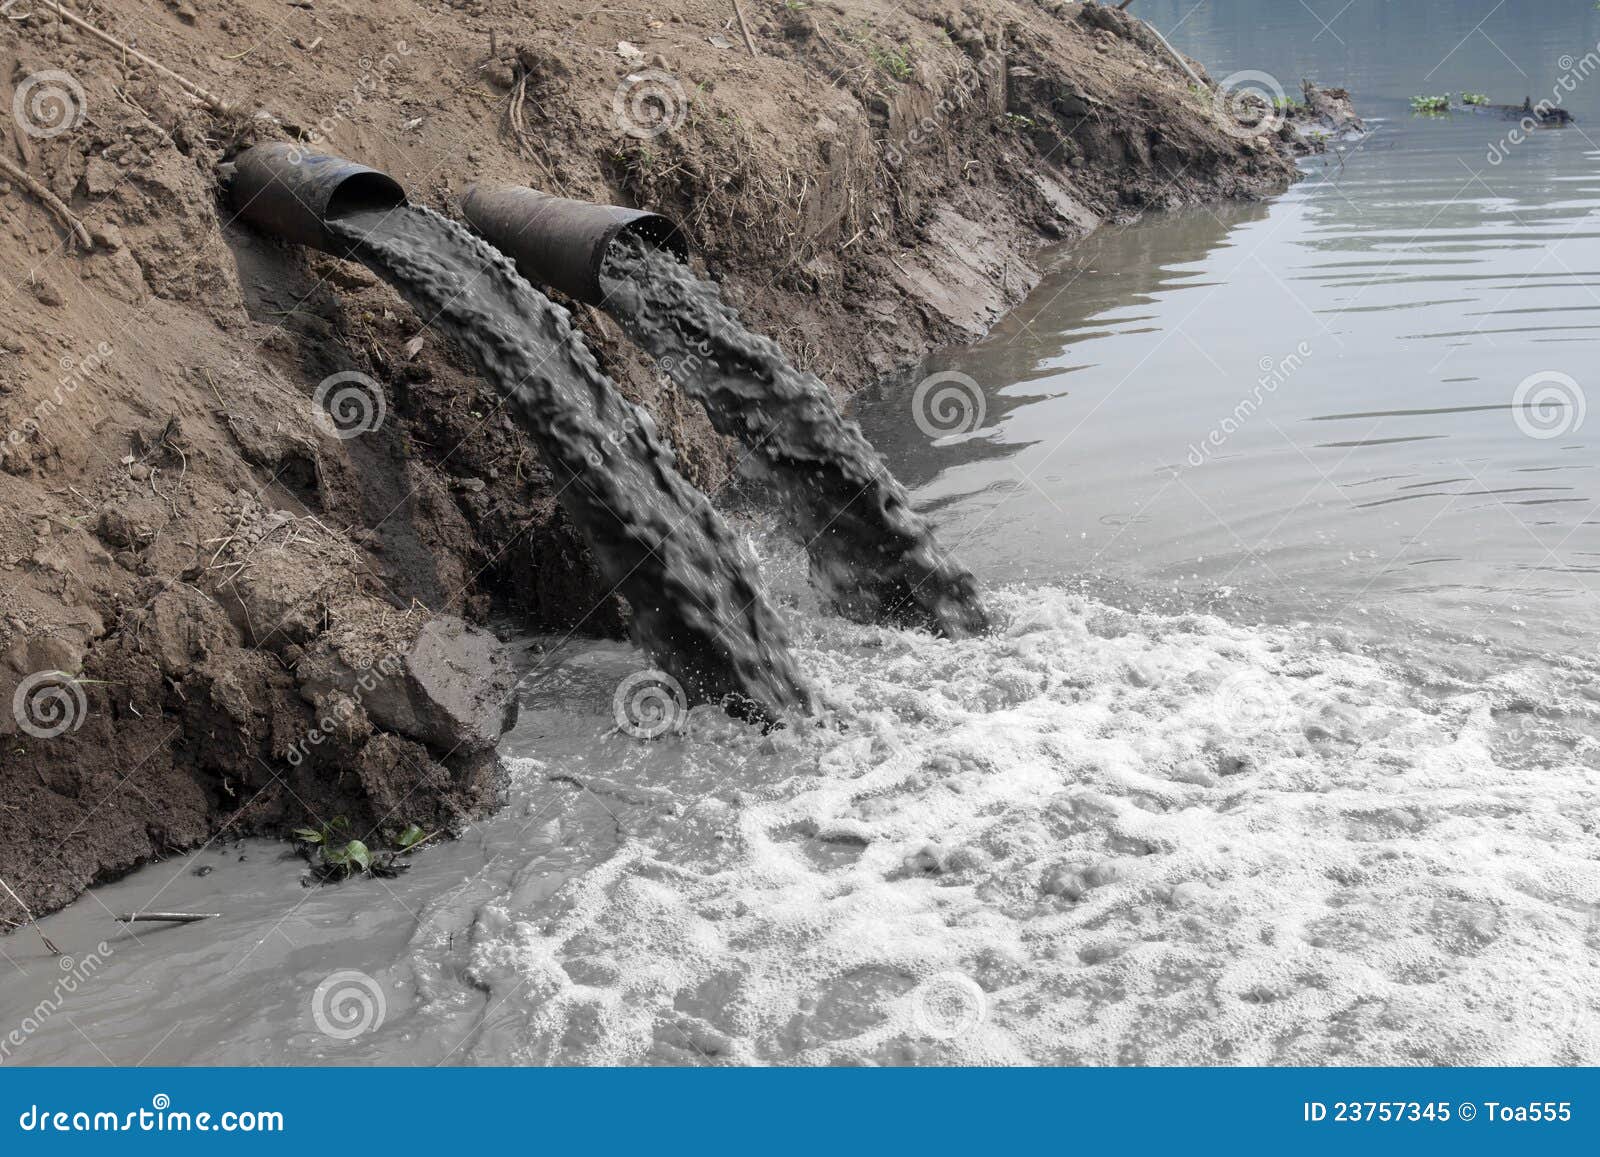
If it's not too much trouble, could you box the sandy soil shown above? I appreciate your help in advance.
[0,0,1301,919]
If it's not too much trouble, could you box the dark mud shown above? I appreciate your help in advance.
[330,206,809,715]
[599,238,989,637]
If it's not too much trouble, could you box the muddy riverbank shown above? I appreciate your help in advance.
[0,0,1301,919]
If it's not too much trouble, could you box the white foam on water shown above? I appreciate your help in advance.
[466,587,1600,1065]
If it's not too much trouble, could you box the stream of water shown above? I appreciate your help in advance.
[598,236,989,637]
[4,0,1600,1067]
[330,205,808,716]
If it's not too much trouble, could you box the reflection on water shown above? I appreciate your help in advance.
[854,1,1600,650]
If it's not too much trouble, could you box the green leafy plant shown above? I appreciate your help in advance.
[393,823,431,852]
[293,817,362,880]
[294,818,436,882]
[1272,95,1303,112]
[1460,91,1490,106]
[1410,94,1450,114]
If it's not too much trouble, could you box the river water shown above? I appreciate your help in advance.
[5,0,1600,1066]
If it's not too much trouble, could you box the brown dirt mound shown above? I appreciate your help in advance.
[0,0,1297,919]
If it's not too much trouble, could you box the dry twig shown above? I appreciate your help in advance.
[115,912,219,924]
[731,0,760,56]
[0,875,61,955]
[36,0,233,114]
[0,153,91,248]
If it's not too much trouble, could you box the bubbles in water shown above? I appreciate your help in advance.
[463,587,1600,1065]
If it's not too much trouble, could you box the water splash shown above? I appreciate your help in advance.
[599,237,989,637]
[329,206,810,715]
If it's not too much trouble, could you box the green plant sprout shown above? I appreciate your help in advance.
[294,818,436,882]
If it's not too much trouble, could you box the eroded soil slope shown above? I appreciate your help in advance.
[0,0,1297,918]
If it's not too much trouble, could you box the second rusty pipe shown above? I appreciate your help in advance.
[461,185,687,305]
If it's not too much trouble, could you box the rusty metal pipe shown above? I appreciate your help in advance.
[225,142,406,255]
[461,185,687,305]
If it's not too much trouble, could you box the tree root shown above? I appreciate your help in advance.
[0,152,92,249]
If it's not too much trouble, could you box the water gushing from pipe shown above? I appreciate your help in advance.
[597,235,989,637]
[328,205,810,717]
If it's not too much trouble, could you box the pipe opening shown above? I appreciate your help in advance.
[613,215,689,265]
[227,143,408,255]
[325,171,407,222]
[460,184,688,305]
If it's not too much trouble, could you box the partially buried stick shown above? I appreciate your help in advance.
[0,153,92,249]
[0,874,62,955]
[115,912,219,924]
[34,0,233,114]
[730,0,759,56]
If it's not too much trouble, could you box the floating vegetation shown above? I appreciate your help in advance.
[1460,91,1490,106]
[1410,94,1451,114]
